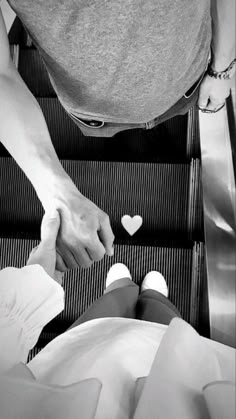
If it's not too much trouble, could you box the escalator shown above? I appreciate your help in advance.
[0,18,235,357]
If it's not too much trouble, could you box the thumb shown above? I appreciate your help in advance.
[41,210,61,248]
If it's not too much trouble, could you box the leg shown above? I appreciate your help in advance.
[136,290,181,325]
[136,271,181,325]
[69,265,139,329]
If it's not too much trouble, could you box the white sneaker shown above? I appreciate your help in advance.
[106,263,132,289]
[141,271,168,297]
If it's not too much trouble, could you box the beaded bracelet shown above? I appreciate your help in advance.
[207,58,236,80]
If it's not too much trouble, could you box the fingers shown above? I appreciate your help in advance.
[198,74,228,113]
[56,250,68,272]
[198,99,225,113]
[57,229,111,270]
[98,216,115,257]
[198,89,225,113]
[54,270,64,285]
[57,241,93,269]
[86,235,106,261]
[71,244,94,268]
[41,210,60,249]
[52,190,115,268]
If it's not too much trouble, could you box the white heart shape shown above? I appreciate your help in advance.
[121,215,143,236]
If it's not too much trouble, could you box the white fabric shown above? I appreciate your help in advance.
[203,381,236,419]
[0,374,102,419]
[29,318,167,418]
[133,318,235,419]
[0,265,235,419]
[28,318,236,419]
[0,265,64,373]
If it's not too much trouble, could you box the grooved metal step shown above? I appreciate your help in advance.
[8,17,28,46]
[0,157,203,240]
[35,98,188,162]
[18,49,56,97]
[0,95,189,161]
[0,237,205,335]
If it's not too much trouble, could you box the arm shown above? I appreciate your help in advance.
[210,0,235,71]
[198,0,235,112]
[0,8,70,208]
[0,6,114,268]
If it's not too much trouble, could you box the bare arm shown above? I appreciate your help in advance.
[211,0,235,71]
[0,6,114,267]
[198,0,235,112]
[0,7,71,208]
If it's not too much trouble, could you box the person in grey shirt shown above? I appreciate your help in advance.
[0,0,235,270]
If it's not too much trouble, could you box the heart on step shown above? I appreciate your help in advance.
[121,215,143,236]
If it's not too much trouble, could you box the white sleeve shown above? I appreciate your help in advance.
[0,265,64,373]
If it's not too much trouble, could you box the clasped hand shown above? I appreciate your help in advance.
[27,182,115,278]
[198,74,232,113]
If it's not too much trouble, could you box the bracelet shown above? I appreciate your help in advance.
[207,58,236,80]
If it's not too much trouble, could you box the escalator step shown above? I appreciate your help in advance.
[35,98,188,162]
[8,17,28,46]
[0,237,201,331]
[0,96,188,162]
[1,157,196,240]
[18,49,56,97]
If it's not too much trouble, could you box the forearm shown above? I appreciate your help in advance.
[211,0,235,70]
[0,64,72,209]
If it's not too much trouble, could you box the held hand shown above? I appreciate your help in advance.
[198,74,232,113]
[27,210,64,283]
[50,182,115,269]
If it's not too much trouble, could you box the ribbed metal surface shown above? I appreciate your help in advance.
[8,17,28,46]
[162,114,188,158]
[33,98,189,162]
[187,159,204,241]
[0,157,192,240]
[190,242,205,329]
[28,347,43,362]
[18,49,56,97]
[0,238,196,327]
[187,106,201,159]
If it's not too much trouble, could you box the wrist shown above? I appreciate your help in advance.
[211,48,235,72]
[39,172,80,212]
[207,56,236,80]
[32,159,73,210]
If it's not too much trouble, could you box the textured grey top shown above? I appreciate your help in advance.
[8,0,211,123]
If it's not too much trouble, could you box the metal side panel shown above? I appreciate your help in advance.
[199,106,236,347]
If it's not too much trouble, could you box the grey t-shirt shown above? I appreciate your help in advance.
[8,0,211,123]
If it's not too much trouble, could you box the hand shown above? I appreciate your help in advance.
[49,181,115,269]
[198,74,231,112]
[27,210,64,284]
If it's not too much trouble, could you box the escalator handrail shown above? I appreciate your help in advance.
[199,103,236,348]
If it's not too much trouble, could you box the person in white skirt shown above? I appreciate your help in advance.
[0,211,235,419]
